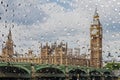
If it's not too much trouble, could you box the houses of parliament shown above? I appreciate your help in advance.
[0,9,103,68]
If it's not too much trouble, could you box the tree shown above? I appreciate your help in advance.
[104,62,120,70]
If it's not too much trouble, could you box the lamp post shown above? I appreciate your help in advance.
[76,73,80,80]
[87,68,90,80]
[31,63,36,80]
[65,65,69,80]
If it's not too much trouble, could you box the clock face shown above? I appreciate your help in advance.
[91,29,98,35]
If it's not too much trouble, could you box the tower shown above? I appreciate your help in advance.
[90,8,102,68]
[2,28,14,57]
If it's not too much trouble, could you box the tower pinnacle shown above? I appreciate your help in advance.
[93,7,101,25]
[8,27,12,41]
[2,28,14,58]
[94,7,99,18]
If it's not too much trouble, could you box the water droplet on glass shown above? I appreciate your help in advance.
[1,1,3,4]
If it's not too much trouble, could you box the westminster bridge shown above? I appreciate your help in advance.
[0,62,117,80]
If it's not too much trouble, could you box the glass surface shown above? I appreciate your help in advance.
[0,0,119,80]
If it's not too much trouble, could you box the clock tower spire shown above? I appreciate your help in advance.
[90,8,102,68]
[2,28,14,58]
[93,7,101,25]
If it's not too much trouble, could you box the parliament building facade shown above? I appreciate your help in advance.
[0,9,103,68]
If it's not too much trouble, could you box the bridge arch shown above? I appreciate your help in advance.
[68,67,87,73]
[36,65,65,73]
[68,68,87,80]
[36,65,65,80]
[103,71,112,80]
[0,65,30,74]
[89,70,102,80]
[0,64,31,79]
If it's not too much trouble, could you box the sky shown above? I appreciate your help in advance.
[0,0,120,61]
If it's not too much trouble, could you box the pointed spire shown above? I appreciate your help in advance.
[41,43,42,48]
[94,6,99,18]
[8,27,12,40]
[92,7,101,25]
[2,44,3,48]
[66,42,68,48]
[46,42,48,47]
[54,41,57,47]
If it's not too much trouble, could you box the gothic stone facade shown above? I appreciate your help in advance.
[0,9,102,68]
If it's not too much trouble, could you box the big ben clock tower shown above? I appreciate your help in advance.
[90,8,102,68]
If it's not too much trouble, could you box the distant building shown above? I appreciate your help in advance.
[90,8,102,68]
[0,8,103,68]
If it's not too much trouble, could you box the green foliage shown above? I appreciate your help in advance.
[104,62,120,70]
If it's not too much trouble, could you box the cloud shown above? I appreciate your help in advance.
[0,0,48,25]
